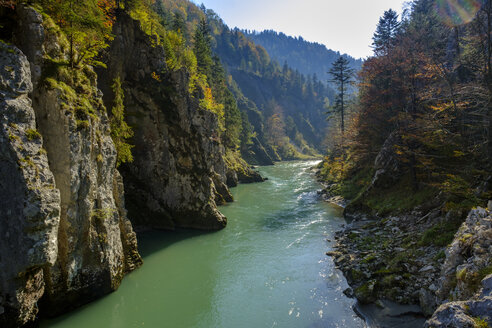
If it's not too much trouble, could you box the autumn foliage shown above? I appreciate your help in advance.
[323,0,492,212]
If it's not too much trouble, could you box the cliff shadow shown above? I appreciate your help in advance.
[136,229,217,258]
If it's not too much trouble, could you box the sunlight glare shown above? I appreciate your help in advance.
[434,0,482,26]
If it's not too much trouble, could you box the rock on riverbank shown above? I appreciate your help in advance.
[329,211,444,309]
[425,207,492,327]
[327,204,492,327]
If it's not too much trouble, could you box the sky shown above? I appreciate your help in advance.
[193,0,409,59]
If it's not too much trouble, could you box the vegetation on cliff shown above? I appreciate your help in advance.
[154,0,333,160]
[110,76,134,166]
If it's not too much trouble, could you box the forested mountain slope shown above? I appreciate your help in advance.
[157,0,335,160]
[245,30,363,86]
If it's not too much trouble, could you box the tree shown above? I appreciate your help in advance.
[327,56,354,135]
[122,0,140,11]
[210,55,242,149]
[172,11,187,36]
[35,0,115,68]
[265,100,287,149]
[193,17,213,77]
[372,9,400,55]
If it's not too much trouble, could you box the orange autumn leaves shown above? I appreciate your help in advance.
[97,0,117,28]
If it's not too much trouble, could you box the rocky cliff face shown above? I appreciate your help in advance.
[425,207,492,327]
[426,274,492,328]
[0,6,142,325]
[438,207,492,303]
[0,40,60,328]
[98,13,232,230]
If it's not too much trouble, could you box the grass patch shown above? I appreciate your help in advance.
[362,254,377,264]
[318,159,373,201]
[345,172,439,216]
[367,184,436,216]
[456,264,492,295]
[433,250,446,261]
[338,166,373,200]
[375,267,399,275]
[25,128,41,141]
[477,265,492,281]
[419,219,462,247]
[473,317,490,328]
[76,120,90,130]
[91,208,115,223]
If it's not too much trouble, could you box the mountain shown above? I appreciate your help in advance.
[245,30,363,85]
[158,0,336,160]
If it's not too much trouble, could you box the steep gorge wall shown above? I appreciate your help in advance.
[0,6,142,326]
[0,40,60,328]
[97,13,233,230]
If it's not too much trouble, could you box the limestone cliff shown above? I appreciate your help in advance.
[426,274,492,328]
[97,13,233,230]
[0,6,142,325]
[0,40,60,328]
[425,207,492,327]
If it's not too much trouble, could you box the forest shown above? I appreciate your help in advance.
[320,0,492,219]
[246,29,363,87]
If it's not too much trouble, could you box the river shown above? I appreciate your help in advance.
[41,160,367,328]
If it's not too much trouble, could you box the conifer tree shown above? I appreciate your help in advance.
[327,56,354,135]
[193,17,213,77]
[172,12,187,35]
[372,9,400,55]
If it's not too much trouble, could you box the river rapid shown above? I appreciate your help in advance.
[42,160,367,328]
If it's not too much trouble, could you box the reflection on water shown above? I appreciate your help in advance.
[41,160,366,328]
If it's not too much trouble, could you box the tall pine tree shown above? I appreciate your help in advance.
[193,17,213,77]
[372,9,400,55]
[327,56,354,135]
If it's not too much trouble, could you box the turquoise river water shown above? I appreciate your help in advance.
[42,160,368,328]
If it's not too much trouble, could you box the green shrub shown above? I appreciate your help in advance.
[110,77,134,167]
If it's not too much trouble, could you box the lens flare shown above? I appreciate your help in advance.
[434,0,482,26]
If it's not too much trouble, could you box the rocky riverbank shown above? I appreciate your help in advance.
[324,193,492,327]
[328,210,445,311]
[316,119,491,327]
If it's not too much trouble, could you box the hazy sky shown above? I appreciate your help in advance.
[194,0,408,59]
